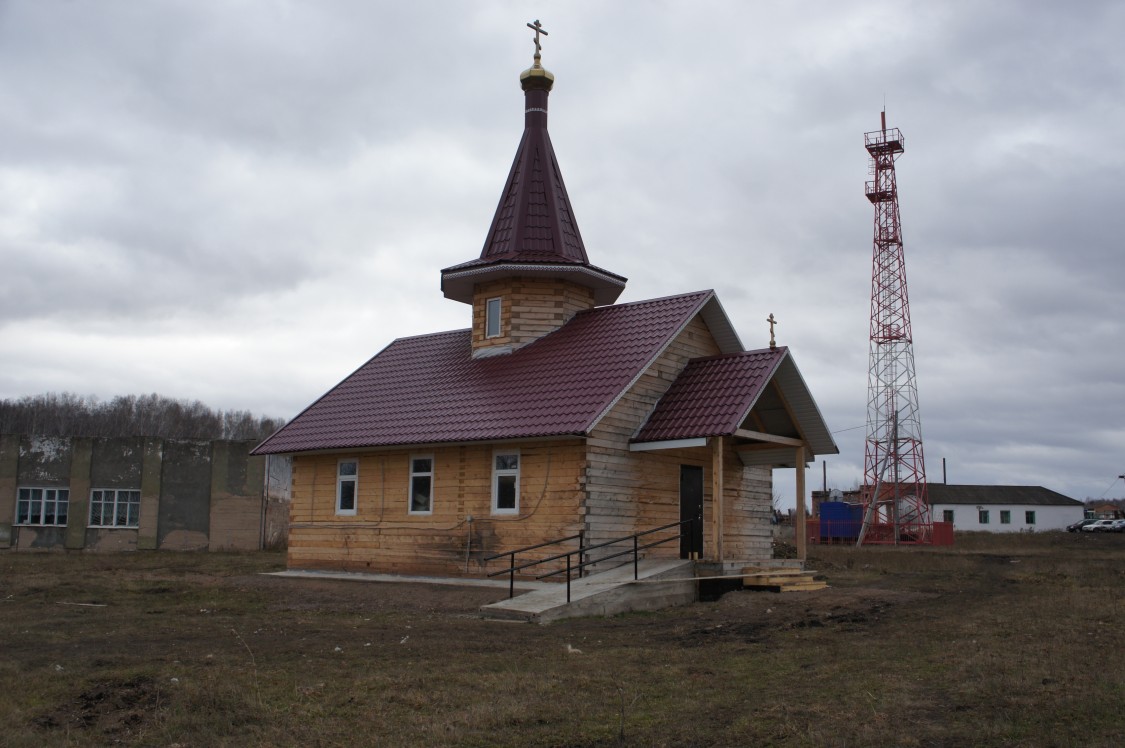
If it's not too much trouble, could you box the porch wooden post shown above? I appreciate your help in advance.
[712,436,724,562]
[795,445,807,561]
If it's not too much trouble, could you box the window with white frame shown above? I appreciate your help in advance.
[89,489,141,528]
[485,297,502,338]
[16,487,69,526]
[337,459,358,515]
[409,455,433,514]
[978,509,990,524]
[1025,511,1036,525]
[1000,510,1011,525]
[492,451,519,514]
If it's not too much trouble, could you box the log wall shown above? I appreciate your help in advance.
[583,315,774,565]
[584,316,719,559]
[723,440,774,560]
[470,277,595,356]
[286,310,776,575]
[287,439,587,576]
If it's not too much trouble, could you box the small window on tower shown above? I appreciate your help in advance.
[485,297,502,338]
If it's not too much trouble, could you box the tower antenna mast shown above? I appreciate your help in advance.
[858,111,932,545]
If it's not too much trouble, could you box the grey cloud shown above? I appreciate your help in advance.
[1,1,1123,504]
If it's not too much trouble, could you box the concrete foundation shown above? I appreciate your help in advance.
[480,559,698,623]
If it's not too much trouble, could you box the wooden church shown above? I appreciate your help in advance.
[253,33,837,578]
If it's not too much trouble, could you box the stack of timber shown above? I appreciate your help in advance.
[741,567,827,593]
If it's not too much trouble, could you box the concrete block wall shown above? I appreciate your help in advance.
[0,435,291,553]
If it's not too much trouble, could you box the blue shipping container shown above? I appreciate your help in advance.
[819,501,862,541]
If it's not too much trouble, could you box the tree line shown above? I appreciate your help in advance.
[0,392,285,441]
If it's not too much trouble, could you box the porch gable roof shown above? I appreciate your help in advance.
[632,348,838,458]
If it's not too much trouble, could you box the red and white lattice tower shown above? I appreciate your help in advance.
[858,112,932,545]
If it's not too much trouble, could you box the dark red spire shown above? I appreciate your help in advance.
[441,46,625,306]
[477,64,590,264]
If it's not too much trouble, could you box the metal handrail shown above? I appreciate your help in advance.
[533,519,687,571]
[485,517,699,603]
[483,532,583,599]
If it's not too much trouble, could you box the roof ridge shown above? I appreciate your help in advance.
[684,347,789,364]
[572,289,714,316]
[394,328,471,341]
[937,483,1068,491]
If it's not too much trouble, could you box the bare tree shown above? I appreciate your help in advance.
[0,392,285,440]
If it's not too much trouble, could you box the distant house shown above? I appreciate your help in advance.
[252,50,838,577]
[927,484,1083,532]
[1090,503,1122,520]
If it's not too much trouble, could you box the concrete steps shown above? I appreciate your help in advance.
[479,558,696,624]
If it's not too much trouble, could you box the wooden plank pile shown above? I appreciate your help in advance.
[741,567,827,593]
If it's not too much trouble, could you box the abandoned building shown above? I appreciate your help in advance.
[0,434,289,552]
[252,40,838,583]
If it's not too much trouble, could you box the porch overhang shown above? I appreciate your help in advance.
[628,431,813,465]
[735,446,810,469]
[628,438,708,452]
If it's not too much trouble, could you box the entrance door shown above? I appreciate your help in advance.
[679,465,704,559]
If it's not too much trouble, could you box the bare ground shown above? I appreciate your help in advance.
[2,531,1123,747]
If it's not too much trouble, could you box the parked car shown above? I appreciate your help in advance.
[1107,519,1125,533]
[1082,519,1117,532]
[1067,519,1099,532]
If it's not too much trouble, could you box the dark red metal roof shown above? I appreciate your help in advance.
[634,349,788,442]
[253,291,714,455]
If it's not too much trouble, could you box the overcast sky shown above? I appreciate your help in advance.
[2,1,1123,505]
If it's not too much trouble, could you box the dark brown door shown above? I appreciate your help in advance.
[679,465,704,559]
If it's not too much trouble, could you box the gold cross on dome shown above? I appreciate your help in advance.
[527,19,548,59]
[767,313,777,349]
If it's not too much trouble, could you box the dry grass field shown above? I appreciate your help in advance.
[1,531,1123,747]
